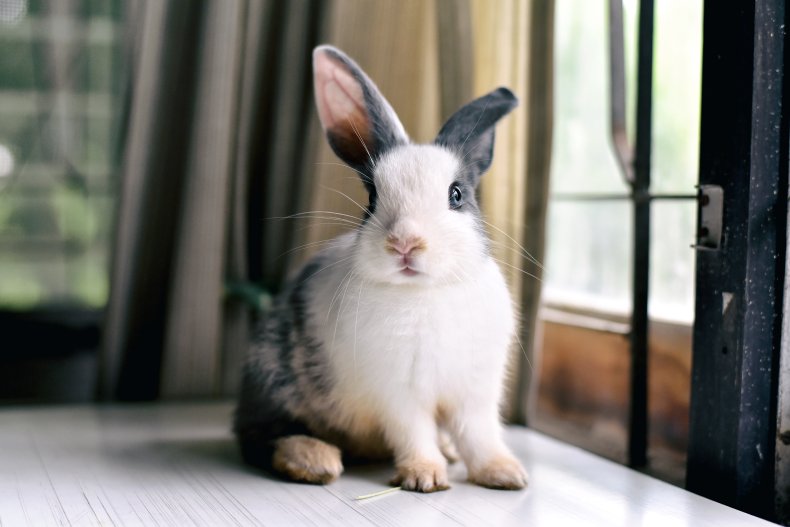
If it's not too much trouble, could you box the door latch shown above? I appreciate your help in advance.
[694,185,723,251]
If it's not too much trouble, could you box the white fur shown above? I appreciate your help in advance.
[307,145,518,477]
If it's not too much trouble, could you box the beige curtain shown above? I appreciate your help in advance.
[100,0,325,399]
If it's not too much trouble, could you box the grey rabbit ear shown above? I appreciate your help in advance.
[434,87,518,185]
[313,45,408,189]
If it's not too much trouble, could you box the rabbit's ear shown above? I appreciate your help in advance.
[313,45,408,186]
[434,88,518,185]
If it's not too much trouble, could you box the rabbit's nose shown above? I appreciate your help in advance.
[386,235,426,256]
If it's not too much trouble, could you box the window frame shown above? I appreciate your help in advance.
[545,0,787,522]
[686,0,788,522]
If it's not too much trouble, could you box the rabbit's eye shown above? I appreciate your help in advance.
[449,184,463,209]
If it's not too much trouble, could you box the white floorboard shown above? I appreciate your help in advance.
[0,402,775,526]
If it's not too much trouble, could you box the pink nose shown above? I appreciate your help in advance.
[386,235,426,256]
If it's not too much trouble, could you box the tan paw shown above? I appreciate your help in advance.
[468,455,528,490]
[390,459,450,493]
[272,435,343,485]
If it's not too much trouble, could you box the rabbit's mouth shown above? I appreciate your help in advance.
[394,253,421,277]
[400,267,419,277]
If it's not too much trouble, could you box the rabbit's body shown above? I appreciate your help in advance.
[235,47,527,492]
[315,233,514,446]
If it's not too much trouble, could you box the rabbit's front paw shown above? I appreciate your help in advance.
[272,435,343,485]
[468,455,528,490]
[391,459,450,493]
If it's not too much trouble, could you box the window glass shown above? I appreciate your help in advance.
[651,1,703,194]
[549,0,634,195]
[650,201,695,323]
[546,0,702,324]
[544,201,633,315]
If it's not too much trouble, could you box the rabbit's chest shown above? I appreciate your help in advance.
[319,263,515,399]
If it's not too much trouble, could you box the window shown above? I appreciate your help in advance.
[0,0,128,402]
[0,0,127,310]
[536,0,703,483]
[545,0,701,321]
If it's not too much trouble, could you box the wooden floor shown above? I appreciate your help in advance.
[0,402,775,526]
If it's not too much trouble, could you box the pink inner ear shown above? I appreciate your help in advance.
[314,51,368,134]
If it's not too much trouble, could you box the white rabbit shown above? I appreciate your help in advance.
[234,44,527,492]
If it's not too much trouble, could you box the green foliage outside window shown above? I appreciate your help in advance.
[0,0,125,309]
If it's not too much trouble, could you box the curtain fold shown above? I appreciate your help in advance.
[231,0,327,393]
[158,0,246,397]
[221,0,271,397]
[514,0,555,425]
[101,0,204,400]
[101,0,324,399]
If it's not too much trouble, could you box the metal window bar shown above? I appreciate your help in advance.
[551,0,699,469]
[605,0,695,468]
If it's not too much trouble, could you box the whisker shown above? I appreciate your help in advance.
[458,98,493,162]
[333,268,357,351]
[347,118,376,168]
[315,162,374,186]
[494,258,543,283]
[321,186,368,214]
[277,238,346,260]
[491,257,543,283]
[481,219,544,270]
[290,219,360,230]
[265,204,386,238]
[488,240,544,271]
[330,175,371,184]
[513,330,534,373]
[321,186,387,232]
[271,213,373,235]
[268,210,366,223]
[291,222,361,238]
[453,158,489,180]
[353,278,365,380]
[298,255,354,286]
[327,267,356,324]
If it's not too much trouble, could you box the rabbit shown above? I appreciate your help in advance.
[234,44,527,493]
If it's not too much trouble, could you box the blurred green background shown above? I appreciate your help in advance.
[0,0,125,310]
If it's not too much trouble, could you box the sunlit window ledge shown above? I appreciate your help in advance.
[542,288,694,328]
